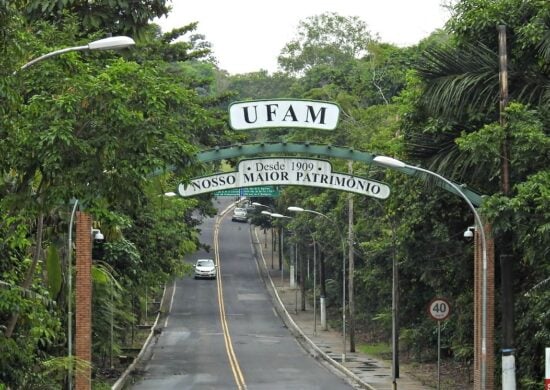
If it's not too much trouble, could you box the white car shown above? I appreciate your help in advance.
[193,259,217,279]
[231,207,248,222]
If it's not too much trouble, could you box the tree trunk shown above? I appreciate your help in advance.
[5,213,44,338]
[319,250,326,300]
[348,162,355,352]
[278,226,283,271]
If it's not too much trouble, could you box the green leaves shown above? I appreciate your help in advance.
[0,6,231,388]
[45,245,62,299]
[278,12,376,75]
[416,42,500,120]
[21,0,171,38]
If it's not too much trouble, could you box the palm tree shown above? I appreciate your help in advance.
[404,26,549,187]
[404,5,550,386]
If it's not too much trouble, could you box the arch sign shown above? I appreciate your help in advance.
[177,157,390,200]
[229,99,340,131]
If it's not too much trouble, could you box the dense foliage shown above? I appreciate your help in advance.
[0,1,235,387]
[232,5,548,388]
[0,1,548,389]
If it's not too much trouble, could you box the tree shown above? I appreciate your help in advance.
[0,8,233,387]
[402,0,549,386]
[21,0,171,38]
[278,12,376,75]
[226,70,296,100]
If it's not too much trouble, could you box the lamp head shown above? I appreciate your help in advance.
[88,36,135,50]
[373,155,407,169]
[287,206,304,212]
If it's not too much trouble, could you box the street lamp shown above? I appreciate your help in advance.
[17,36,135,73]
[16,36,134,390]
[257,205,275,266]
[288,206,348,363]
[262,211,292,283]
[252,202,270,209]
[373,155,489,389]
[67,200,78,390]
[311,235,318,335]
[254,202,273,254]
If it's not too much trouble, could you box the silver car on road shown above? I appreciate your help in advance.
[193,259,217,279]
[231,207,248,222]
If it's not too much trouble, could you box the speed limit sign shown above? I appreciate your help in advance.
[428,298,451,321]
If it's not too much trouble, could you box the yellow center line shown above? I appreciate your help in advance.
[214,211,247,389]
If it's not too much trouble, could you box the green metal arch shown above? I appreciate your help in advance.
[194,142,483,206]
[198,142,372,164]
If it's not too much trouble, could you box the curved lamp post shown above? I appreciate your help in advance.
[261,211,292,282]
[17,36,135,73]
[373,155,488,389]
[254,202,275,265]
[16,36,134,390]
[67,200,79,390]
[288,206,347,363]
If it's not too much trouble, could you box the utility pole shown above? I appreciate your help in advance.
[301,240,307,311]
[278,225,283,271]
[348,161,356,352]
[498,24,516,389]
[320,250,327,330]
[271,227,275,269]
[390,214,400,382]
[392,222,400,383]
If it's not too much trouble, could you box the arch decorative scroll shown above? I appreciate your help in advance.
[178,157,390,199]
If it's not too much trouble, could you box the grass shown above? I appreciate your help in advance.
[357,342,392,360]
[358,342,472,389]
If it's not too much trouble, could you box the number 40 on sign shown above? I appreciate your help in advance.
[428,298,451,321]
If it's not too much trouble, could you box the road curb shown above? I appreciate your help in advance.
[111,283,168,390]
[251,226,376,390]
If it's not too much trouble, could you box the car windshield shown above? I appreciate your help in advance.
[234,208,246,213]
[197,260,214,267]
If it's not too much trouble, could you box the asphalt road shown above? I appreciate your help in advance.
[131,199,353,389]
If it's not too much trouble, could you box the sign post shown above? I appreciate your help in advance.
[428,298,451,390]
[545,347,550,389]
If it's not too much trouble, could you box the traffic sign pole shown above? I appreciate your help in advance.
[428,298,451,390]
[438,320,441,390]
